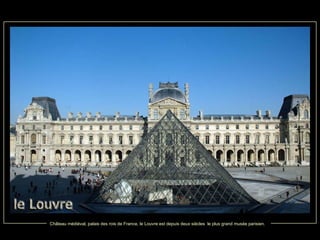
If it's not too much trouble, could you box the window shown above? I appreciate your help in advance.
[33,125,35,130]
[109,125,112,130]
[43,125,46,130]
[31,134,36,144]
[99,125,103,130]
[119,125,122,131]
[246,135,250,144]
[109,136,113,144]
[236,124,239,130]
[216,125,219,130]
[61,125,64,130]
[236,135,240,144]
[306,123,309,128]
[246,124,249,130]
[255,135,260,144]
[275,135,279,143]
[129,125,133,130]
[21,135,25,144]
[205,125,209,130]
[42,135,46,144]
[195,125,199,130]
[154,109,159,120]
[256,124,259,129]
[304,110,309,119]
[306,132,310,144]
[90,125,93,130]
[205,135,210,144]
[226,124,229,130]
[70,136,74,144]
[33,116,37,120]
[180,109,185,120]
[89,135,93,144]
[60,135,64,144]
[225,135,230,144]
[129,136,133,145]
[119,136,123,144]
[99,136,103,144]
[71,125,73,130]
[80,136,83,144]
[216,135,220,144]
[80,126,83,131]
[22,125,24,130]
[265,124,269,129]
[265,135,269,144]
[294,134,298,143]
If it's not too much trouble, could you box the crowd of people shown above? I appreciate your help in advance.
[10,165,107,212]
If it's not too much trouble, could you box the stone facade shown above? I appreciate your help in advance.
[12,83,310,167]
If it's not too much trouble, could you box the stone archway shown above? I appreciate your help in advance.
[268,149,275,162]
[55,150,61,164]
[105,150,112,162]
[247,149,254,163]
[95,150,101,162]
[116,150,123,162]
[278,149,285,162]
[226,150,234,166]
[216,150,223,162]
[31,150,37,164]
[75,150,81,165]
[85,150,91,165]
[125,150,132,160]
[258,149,264,162]
[237,150,244,165]
[65,150,71,162]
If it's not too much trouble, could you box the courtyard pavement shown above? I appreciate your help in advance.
[8,165,311,213]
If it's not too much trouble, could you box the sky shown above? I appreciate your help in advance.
[10,26,310,124]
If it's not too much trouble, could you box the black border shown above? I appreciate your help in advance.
[2,20,318,233]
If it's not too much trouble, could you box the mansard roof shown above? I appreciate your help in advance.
[28,97,61,120]
[278,94,310,119]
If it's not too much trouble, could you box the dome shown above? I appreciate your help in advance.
[151,88,186,103]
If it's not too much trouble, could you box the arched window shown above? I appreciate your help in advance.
[31,134,36,144]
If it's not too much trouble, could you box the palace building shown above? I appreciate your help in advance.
[13,82,310,167]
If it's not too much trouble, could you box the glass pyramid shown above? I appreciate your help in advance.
[92,110,256,205]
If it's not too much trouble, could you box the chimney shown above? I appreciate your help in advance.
[256,110,261,117]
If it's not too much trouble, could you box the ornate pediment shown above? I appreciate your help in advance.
[24,103,45,121]
[151,97,186,107]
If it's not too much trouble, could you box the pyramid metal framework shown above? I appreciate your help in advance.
[93,110,256,205]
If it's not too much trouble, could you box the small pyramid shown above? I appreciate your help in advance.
[92,110,256,205]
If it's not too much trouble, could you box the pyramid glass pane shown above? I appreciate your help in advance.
[91,110,256,205]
